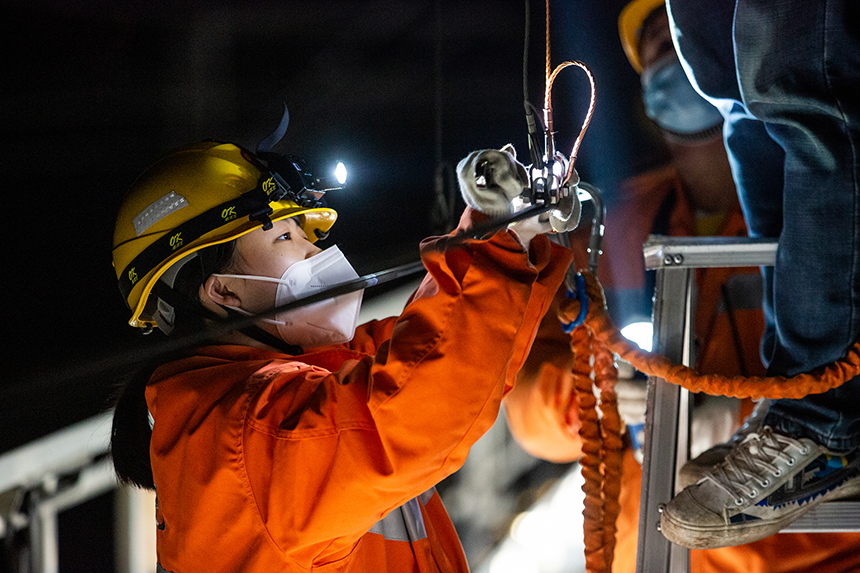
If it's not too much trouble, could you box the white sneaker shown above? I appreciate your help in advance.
[661,426,860,549]
[678,399,771,489]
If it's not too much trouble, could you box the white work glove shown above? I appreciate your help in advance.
[457,144,529,217]
[508,211,553,248]
[457,144,554,248]
[457,144,581,248]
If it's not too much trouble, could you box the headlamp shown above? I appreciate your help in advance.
[252,104,347,209]
[242,150,348,235]
[335,162,348,185]
[254,153,346,203]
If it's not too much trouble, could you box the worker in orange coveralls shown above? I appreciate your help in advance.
[109,139,574,572]
[503,0,860,571]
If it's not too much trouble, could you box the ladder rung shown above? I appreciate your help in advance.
[780,500,860,533]
[643,236,778,269]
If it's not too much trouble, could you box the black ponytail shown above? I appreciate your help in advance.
[110,361,159,490]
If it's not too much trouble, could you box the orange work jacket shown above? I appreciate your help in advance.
[146,211,572,573]
[578,164,766,377]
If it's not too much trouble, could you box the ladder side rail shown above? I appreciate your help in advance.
[635,266,694,573]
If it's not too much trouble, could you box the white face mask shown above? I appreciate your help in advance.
[214,245,364,349]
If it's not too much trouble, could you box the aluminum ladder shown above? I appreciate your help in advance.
[635,236,860,573]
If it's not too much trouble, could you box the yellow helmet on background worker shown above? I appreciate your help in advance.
[112,141,338,329]
[618,0,666,74]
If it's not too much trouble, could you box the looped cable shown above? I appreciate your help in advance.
[545,61,596,186]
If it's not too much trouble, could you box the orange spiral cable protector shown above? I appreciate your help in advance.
[593,336,622,567]
[570,325,610,573]
[570,317,625,573]
[560,271,860,400]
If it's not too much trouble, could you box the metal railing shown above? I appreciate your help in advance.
[0,412,155,573]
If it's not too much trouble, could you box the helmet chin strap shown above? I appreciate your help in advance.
[151,281,303,355]
[217,304,303,355]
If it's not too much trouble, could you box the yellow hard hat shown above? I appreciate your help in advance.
[618,0,666,74]
[112,141,337,328]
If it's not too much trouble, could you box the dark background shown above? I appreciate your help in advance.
[1,0,666,464]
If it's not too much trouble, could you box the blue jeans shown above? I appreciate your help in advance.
[667,0,860,451]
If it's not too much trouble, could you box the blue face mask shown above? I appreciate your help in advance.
[641,53,723,137]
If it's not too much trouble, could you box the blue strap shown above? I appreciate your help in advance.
[561,273,588,333]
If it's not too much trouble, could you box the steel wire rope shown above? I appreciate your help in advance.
[534,2,617,572]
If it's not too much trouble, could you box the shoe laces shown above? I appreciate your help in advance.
[705,427,811,505]
[727,399,771,446]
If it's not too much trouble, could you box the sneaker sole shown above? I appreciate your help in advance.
[661,499,813,549]
[661,473,860,549]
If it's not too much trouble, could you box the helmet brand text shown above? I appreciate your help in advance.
[262,177,277,196]
[221,206,237,222]
[170,233,183,250]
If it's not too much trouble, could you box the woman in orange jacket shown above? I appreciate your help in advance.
[109,139,571,572]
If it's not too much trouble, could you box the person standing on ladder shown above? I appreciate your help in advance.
[656,0,860,551]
